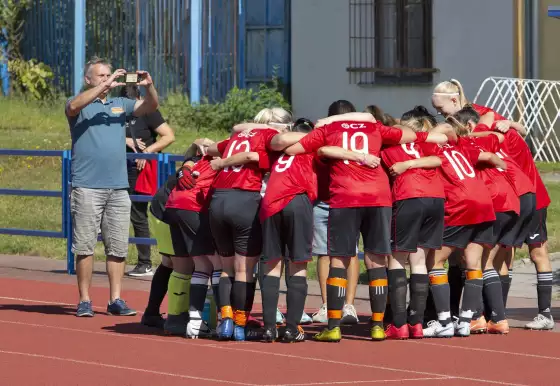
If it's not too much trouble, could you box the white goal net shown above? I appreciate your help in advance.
[473,77,560,163]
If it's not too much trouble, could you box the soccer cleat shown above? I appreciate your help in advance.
[341,304,359,325]
[233,324,246,341]
[487,320,510,334]
[276,309,285,325]
[107,299,137,316]
[127,265,154,277]
[300,312,313,325]
[385,324,409,340]
[164,313,189,336]
[313,327,342,342]
[282,326,306,343]
[408,323,423,339]
[76,301,94,317]
[312,304,328,323]
[470,316,487,334]
[217,318,234,340]
[371,325,386,341]
[422,320,454,338]
[141,313,165,329]
[186,318,215,339]
[245,326,264,341]
[263,326,278,343]
[525,314,555,330]
[247,314,263,328]
[454,318,471,337]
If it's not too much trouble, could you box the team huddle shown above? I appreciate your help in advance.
[142,79,555,343]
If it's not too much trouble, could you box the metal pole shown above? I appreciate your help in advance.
[73,0,86,96]
[190,0,202,104]
[237,0,245,88]
[63,150,75,274]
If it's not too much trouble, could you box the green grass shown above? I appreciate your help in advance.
[0,97,559,279]
[535,162,560,174]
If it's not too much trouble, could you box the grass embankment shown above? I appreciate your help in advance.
[0,98,558,282]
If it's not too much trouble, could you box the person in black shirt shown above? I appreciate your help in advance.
[121,85,175,276]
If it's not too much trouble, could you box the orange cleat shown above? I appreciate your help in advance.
[487,320,509,335]
[470,316,487,334]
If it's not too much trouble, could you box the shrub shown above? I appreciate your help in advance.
[8,59,54,100]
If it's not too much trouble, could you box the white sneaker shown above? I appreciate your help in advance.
[341,304,359,324]
[186,318,215,339]
[300,312,313,325]
[276,308,285,325]
[312,303,328,323]
[454,317,471,337]
[423,320,454,338]
[525,314,555,330]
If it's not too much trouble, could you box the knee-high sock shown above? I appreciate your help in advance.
[429,269,451,326]
[388,269,407,328]
[460,270,483,324]
[537,271,553,319]
[327,267,347,330]
[408,273,429,326]
[189,271,210,319]
[368,268,388,328]
[483,269,506,322]
[286,275,308,331]
[145,264,173,315]
[218,276,233,319]
[448,265,464,318]
[211,270,222,313]
[261,275,281,329]
[167,271,191,316]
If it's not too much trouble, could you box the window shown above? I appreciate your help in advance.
[348,0,436,85]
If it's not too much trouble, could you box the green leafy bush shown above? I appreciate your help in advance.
[8,59,54,100]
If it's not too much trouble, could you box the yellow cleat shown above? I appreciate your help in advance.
[313,327,342,342]
[371,325,386,341]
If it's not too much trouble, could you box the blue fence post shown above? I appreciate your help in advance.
[0,27,9,96]
[190,0,202,104]
[237,0,245,88]
[73,0,86,96]
[62,150,75,274]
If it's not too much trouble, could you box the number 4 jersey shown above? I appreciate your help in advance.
[212,129,279,192]
[298,120,404,208]
[259,153,318,221]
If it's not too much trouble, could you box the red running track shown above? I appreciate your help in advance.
[0,277,558,386]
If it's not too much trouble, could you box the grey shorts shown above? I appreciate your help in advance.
[312,201,359,256]
[71,187,131,258]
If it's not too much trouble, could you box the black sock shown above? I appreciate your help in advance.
[368,268,388,328]
[408,273,429,326]
[261,275,281,329]
[211,270,222,312]
[429,269,451,326]
[286,275,308,331]
[388,269,407,328]
[448,265,463,318]
[424,289,437,325]
[189,271,210,317]
[385,296,393,325]
[245,281,257,312]
[537,271,553,319]
[232,281,248,312]
[145,264,173,315]
[218,276,233,312]
[327,267,347,330]
[499,273,511,308]
[483,269,506,322]
[460,270,483,323]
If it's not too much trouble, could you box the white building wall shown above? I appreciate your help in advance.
[290,0,515,120]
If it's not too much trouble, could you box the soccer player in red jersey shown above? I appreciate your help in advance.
[422,122,506,338]
[380,107,446,340]
[164,145,221,338]
[284,100,448,342]
[206,108,295,341]
[256,119,319,343]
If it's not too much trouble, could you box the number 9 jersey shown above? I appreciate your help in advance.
[298,121,403,208]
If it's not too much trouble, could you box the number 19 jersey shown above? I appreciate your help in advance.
[298,121,403,208]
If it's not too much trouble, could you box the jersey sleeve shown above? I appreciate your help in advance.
[216,139,230,155]
[299,126,327,153]
[380,149,393,169]
[262,129,280,151]
[145,109,166,130]
[461,143,483,165]
[419,142,442,156]
[474,134,500,153]
[379,124,403,145]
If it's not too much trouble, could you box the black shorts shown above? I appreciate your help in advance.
[443,221,495,250]
[262,194,313,263]
[512,193,537,247]
[328,206,392,257]
[209,189,262,257]
[491,211,518,247]
[163,208,215,257]
[392,197,445,252]
[524,207,548,245]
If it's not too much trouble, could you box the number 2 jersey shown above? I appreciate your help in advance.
[436,141,495,226]
[298,120,405,208]
[259,153,318,221]
[380,142,445,202]
[212,128,278,192]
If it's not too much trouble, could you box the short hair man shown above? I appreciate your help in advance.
[66,57,159,317]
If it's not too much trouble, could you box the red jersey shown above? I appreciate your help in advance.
[212,129,277,192]
[472,105,549,209]
[380,142,445,202]
[436,142,496,226]
[166,156,217,212]
[460,136,520,214]
[298,121,404,208]
[259,153,317,220]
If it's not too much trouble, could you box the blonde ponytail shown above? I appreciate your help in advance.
[433,79,469,107]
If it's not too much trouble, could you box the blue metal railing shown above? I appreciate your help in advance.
[0,149,185,275]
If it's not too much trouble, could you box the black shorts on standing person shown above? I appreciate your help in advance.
[122,86,167,276]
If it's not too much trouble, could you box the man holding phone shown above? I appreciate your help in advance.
[66,56,159,317]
